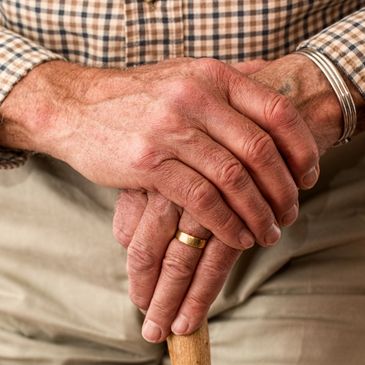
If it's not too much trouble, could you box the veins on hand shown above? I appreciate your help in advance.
[277,76,302,103]
[278,82,293,96]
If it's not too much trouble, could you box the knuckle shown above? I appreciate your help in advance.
[131,137,171,172]
[245,205,274,234]
[167,78,202,106]
[130,138,155,167]
[194,58,228,87]
[218,160,249,192]
[115,189,133,206]
[256,212,275,231]
[149,298,173,318]
[162,254,196,282]
[185,178,218,212]
[128,289,148,310]
[148,193,172,214]
[155,108,183,132]
[185,293,211,314]
[298,147,319,172]
[245,132,276,165]
[127,243,157,275]
[285,184,299,205]
[276,186,299,213]
[265,93,298,128]
[203,256,232,280]
[219,209,239,230]
[213,211,243,244]
[113,225,132,248]
[194,57,224,73]
[244,202,274,233]
[179,127,204,147]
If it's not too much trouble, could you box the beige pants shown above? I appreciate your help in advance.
[1,134,365,365]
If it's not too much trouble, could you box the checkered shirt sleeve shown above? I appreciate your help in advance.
[298,7,365,98]
[0,1,364,169]
[0,26,64,105]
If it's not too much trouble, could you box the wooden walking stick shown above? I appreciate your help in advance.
[167,318,211,365]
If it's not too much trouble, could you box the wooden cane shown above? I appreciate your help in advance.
[167,318,211,365]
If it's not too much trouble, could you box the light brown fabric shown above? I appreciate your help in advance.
[0,157,162,364]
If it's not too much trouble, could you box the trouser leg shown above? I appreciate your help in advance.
[0,156,163,364]
[208,240,365,365]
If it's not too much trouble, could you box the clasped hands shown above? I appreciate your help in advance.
[0,53,342,344]
[110,56,342,343]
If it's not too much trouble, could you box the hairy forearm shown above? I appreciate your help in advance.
[0,60,85,155]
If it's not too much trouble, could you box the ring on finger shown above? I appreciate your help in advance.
[175,230,207,249]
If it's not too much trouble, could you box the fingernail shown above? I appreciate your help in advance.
[239,229,255,249]
[172,314,189,335]
[139,308,147,315]
[302,167,318,189]
[264,223,281,246]
[142,319,162,343]
[281,205,298,227]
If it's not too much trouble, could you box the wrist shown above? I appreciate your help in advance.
[0,60,85,157]
[252,53,364,154]
[287,53,343,152]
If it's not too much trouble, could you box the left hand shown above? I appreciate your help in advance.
[114,54,360,343]
[114,190,241,343]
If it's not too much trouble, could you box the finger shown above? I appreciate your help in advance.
[113,189,147,248]
[172,237,241,335]
[142,211,211,343]
[169,130,282,246]
[232,59,271,74]
[197,105,299,228]
[127,193,180,311]
[153,159,254,249]
[227,71,319,189]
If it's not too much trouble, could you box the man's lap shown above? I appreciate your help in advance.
[205,240,365,365]
[0,156,163,364]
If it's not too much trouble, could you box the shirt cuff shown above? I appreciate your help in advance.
[297,8,365,99]
[0,26,65,106]
[0,27,65,169]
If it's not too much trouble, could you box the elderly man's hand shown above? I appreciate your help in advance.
[114,190,241,343]
[113,54,360,343]
[0,57,317,249]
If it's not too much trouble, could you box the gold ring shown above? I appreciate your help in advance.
[175,230,207,249]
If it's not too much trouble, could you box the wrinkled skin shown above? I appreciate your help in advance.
[113,54,364,343]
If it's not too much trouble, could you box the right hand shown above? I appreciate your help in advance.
[112,55,361,342]
[0,57,317,248]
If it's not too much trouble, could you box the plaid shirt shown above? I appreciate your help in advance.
[0,0,365,168]
[1,0,365,101]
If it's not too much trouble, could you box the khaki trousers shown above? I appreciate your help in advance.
[1,134,365,365]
